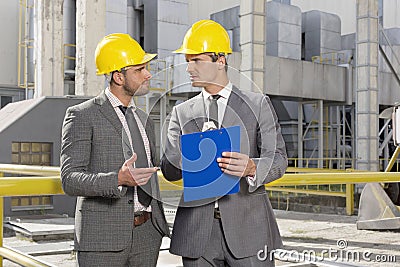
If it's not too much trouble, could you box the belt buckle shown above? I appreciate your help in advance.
[214,208,221,219]
[134,211,144,217]
[134,211,150,226]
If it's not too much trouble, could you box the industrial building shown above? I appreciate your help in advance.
[0,0,399,228]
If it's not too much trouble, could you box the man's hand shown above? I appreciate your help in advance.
[118,153,158,186]
[217,152,256,177]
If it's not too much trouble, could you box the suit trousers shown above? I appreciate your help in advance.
[182,218,275,267]
[77,220,162,267]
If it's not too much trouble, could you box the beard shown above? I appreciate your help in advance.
[123,82,149,97]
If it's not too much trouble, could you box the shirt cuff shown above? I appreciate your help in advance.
[246,175,256,186]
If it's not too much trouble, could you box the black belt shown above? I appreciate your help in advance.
[134,211,151,226]
[214,208,221,219]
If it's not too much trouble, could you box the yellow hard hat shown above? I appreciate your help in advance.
[174,20,232,55]
[95,33,156,75]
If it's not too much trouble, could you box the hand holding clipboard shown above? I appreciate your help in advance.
[181,125,241,202]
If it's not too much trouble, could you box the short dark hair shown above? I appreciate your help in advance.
[209,53,228,72]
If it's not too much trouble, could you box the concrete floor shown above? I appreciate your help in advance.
[2,210,400,266]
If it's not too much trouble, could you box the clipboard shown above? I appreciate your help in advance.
[181,125,241,202]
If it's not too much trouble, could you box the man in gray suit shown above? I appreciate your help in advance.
[161,20,287,266]
[61,33,169,267]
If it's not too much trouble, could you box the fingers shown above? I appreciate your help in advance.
[217,152,249,177]
[220,152,243,159]
[125,153,137,165]
[129,167,158,186]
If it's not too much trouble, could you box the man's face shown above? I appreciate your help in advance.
[185,53,219,88]
[122,63,152,96]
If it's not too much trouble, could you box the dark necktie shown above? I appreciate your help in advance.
[119,106,152,207]
[209,95,221,129]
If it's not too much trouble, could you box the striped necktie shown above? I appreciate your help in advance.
[120,106,152,207]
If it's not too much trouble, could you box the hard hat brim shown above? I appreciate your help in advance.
[141,53,157,64]
[173,47,204,54]
[96,53,157,75]
[173,47,232,55]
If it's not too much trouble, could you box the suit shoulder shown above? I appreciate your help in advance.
[233,88,270,106]
[66,97,97,114]
[174,93,201,110]
[238,89,269,100]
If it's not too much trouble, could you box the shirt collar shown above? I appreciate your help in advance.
[105,87,136,109]
[202,82,232,101]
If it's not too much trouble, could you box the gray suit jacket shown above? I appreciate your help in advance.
[61,91,169,252]
[161,86,287,259]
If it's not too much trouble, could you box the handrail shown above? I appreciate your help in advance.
[0,246,56,267]
[0,176,62,196]
[0,164,60,176]
[268,172,400,186]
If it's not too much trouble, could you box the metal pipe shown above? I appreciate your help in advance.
[298,102,303,167]
[0,246,56,267]
[0,164,60,176]
[384,145,400,172]
[268,172,400,186]
[0,197,3,267]
[0,177,63,196]
[318,100,323,168]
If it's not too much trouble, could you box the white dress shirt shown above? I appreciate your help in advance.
[105,87,151,212]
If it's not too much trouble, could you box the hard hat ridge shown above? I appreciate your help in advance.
[174,20,232,55]
[95,33,156,75]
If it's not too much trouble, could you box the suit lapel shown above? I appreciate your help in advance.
[190,93,207,132]
[221,86,246,128]
[95,91,123,137]
[136,109,157,165]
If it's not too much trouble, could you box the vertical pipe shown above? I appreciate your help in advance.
[0,197,3,267]
[328,106,333,168]
[351,106,356,169]
[24,0,29,99]
[346,184,354,215]
[318,100,324,168]
[298,102,303,168]
[384,122,389,169]
[342,106,346,168]
[336,106,341,168]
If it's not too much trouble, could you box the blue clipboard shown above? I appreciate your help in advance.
[181,125,241,202]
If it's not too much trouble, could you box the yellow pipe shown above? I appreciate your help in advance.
[286,167,349,173]
[0,177,63,196]
[158,171,400,190]
[345,184,354,215]
[0,168,398,193]
[268,172,400,186]
[265,187,346,197]
[0,197,2,267]
[0,164,60,176]
[0,246,53,267]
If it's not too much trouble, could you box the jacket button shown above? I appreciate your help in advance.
[127,151,132,156]
[128,200,133,204]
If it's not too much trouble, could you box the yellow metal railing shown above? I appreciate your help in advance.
[0,165,61,266]
[18,0,35,90]
[289,157,355,169]
[311,51,347,65]
[1,164,400,266]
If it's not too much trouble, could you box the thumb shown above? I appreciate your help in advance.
[126,153,137,165]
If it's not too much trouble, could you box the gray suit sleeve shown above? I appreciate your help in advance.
[161,106,183,181]
[60,107,125,198]
[249,96,287,192]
